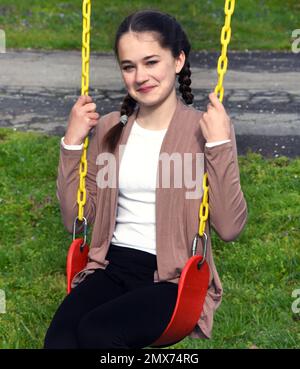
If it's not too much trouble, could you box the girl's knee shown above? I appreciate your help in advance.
[77,313,128,349]
[44,324,78,349]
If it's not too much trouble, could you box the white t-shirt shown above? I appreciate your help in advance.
[110,120,167,255]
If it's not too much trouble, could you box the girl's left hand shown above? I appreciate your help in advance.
[199,92,231,143]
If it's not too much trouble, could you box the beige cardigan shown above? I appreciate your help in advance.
[56,96,248,339]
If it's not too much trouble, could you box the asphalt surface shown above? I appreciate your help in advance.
[0,49,299,158]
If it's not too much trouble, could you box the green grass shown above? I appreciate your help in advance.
[0,0,299,51]
[0,127,299,349]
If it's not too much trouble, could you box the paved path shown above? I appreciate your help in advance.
[0,49,299,158]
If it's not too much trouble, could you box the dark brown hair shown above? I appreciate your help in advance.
[103,9,194,152]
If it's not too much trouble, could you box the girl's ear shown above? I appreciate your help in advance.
[175,50,186,74]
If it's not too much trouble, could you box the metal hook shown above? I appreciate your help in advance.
[192,232,208,268]
[72,216,88,252]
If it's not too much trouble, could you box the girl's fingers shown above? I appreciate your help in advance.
[86,113,100,125]
[76,95,93,106]
[209,92,224,111]
[202,112,209,122]
[82,102,97,113]
[207,102,214,111]
[89,119,100,126]
[87,112,100,120]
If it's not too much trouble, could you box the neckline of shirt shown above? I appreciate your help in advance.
[132,120,168,136]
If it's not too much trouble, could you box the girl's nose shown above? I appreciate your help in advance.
[135,65,149,84]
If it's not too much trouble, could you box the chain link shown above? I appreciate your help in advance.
[198,173,209,236]
[77,0,91,221]
[198,0,235,237]
[214,0,235,103]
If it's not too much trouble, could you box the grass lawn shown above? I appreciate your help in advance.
[0,127,299,349]
[0,0,299,51]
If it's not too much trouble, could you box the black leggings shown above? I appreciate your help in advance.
[44,244,178,349]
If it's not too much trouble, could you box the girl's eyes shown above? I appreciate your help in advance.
[123,60,158,71]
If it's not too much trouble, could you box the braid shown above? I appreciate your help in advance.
[120,93,137,117]
[103,93,137,153]
[178,60,194,105]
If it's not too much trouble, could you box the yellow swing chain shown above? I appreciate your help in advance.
[198,0,235,237]
[77,0,91,222]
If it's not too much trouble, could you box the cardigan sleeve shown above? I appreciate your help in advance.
[56,127,99,234]
[204,121,248,241]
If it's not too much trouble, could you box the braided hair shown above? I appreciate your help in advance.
[103,9,194,153]
[178,60,194,105]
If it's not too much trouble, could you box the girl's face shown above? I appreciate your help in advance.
[117,31,185,107]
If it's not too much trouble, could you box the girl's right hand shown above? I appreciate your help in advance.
[64,95,100,145]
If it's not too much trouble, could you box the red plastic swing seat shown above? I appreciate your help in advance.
[151,255,209,347]
[66,241,209,347]
[66,238,89,294]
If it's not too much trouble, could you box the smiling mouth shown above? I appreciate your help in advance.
[138,86,156,93]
